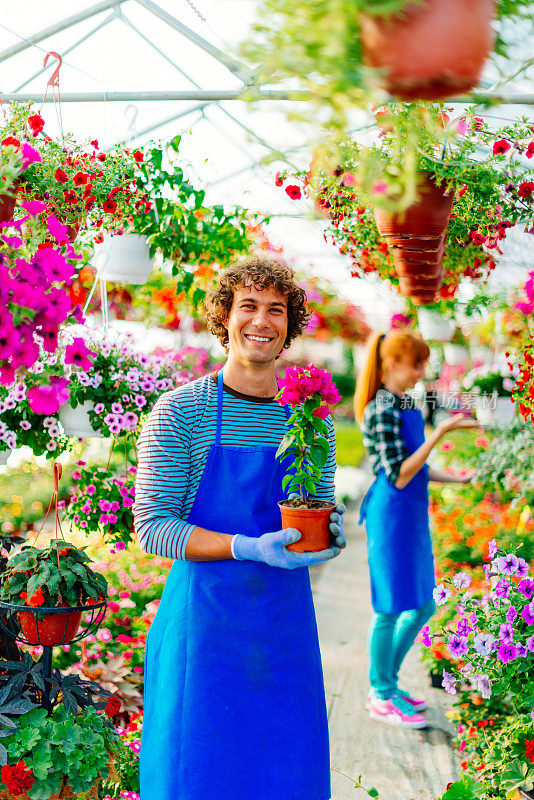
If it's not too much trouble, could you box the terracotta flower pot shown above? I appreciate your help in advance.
[374,174,454,240]
[0,192,17,223]
[360,0,496,100]
[279,500,334,552]
[18,608,83,646]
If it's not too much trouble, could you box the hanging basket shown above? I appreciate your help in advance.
[59,401,103,438]
[95,233,154,284]
[0,192,17,224]
[360,0,496,101]
[417,308,455,341]
[443,343,469,366]
[0,598,107,647]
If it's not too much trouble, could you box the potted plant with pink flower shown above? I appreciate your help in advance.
[275,365,341,552]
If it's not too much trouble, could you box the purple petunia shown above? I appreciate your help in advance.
[499,622,514,644]
[516,643,528,658]
[495,579,511,599]
[519,578,534,599]
[488,539,498,559]
[442,671,457,695]
[493,553,519,576]
[521,602,534,626]
[447,633,469,658]
[506,605,518,624]
[516,558,530,578]
[433,584,452,606]
[452,572,472,589]
[497,642,517,664]
[421,626,431,647]
[457,618,472,637]
[473,633,495,656]
[527,635,534,653]
[476,674,492,699]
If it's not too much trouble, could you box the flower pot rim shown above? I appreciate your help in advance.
[277,499,335,512]
[0,598,106,614]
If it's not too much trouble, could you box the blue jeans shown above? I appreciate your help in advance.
[367,598,436,700]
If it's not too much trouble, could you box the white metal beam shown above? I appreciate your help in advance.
[133,0,253,84]
[0,0,128,62]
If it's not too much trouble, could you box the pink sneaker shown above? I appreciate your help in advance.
[395,689,427,713]
[367,695,428,729]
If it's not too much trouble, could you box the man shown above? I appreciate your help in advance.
[134,255,345,800]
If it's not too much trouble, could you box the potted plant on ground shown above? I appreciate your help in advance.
[275,365,341,551]
[0,538,107,646]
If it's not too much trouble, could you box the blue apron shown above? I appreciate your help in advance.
[359,406,435,615]
[140,373,330,800]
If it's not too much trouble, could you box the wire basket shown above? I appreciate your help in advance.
[0,598,107,647]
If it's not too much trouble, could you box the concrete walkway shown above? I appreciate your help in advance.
[313,502,459,800]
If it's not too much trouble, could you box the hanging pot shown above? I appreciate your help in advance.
[360,0,496,101]
[443,343,469,366]
[0,191,17,223]
[391,239,445,277]
[278,500,335,552]
[417,308,455,341]
[18,607,83,646]
[374,174,454,240]
[59,400,103,438]
[398,271,443,297]
[95,233,153,284]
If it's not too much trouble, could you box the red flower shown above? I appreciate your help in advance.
[28,114,45,135]
[1,761,35,794]
[285,185,301,200]
[90,139,99,148]
[83,183,94,198]
[63,190,78,204]
[84,196,96,211]
[54,168,69,183]
[98,153,106,162]
[103,198,117,214]
[105,696,121,717]
[518,181,534,199]
[525,739,534,763]
[28,587,45,607]
[457,184,468,198]
[72,171,88,186]
[133,150,144,163]
[94,232,104,244]
[527,142,534,159]
[492,139,511,155]
[1,136,20,149]
[471,231,486,245]
[109,187,120,198]
[275,172,284,187]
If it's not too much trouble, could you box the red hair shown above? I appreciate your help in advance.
[354,330,430,422]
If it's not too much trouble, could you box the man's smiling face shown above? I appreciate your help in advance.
[226,283,288,365]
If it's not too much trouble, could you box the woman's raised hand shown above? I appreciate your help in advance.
[436,414,481,435]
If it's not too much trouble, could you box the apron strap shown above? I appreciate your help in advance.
[215,370,291,445]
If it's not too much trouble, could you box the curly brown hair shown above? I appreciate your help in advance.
[204,255,310,349]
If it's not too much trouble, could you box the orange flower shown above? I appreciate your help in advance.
[25,588,45,607]
[194,265,215,279]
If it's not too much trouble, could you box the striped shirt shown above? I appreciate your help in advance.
[134,373,336,560]
[361,387,410,484]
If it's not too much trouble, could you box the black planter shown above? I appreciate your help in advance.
[429,670,445,690]
[519,789,534,800]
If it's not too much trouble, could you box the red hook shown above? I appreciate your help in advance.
[43,51,63,88]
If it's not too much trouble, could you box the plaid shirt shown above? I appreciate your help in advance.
[361,387,410,483]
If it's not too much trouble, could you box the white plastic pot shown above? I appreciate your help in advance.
[59,401,103,438]
[95,233,153,284]
[473,395,516,426]
[417,308,455,342]
[443,343,469,366]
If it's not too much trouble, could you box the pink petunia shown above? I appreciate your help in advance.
[21,199,48,216]
[20,142,41,170]
[27,376,70,415]
[64,338,96,371]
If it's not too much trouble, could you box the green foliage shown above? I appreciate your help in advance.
[132,136,254,307]
[0,705,118,798]
[0,539,107,608]
[333,421,365,467]
[277,398,331,498]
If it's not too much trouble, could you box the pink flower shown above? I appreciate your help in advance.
[493,139,511,155]
[21,199,47,216]
[475,435,489,448]
[313,405,329,419]
[115,541,126,551]
[86,484,96,495]
[20,142,41,170]
[439,440,454,452]
[27,376,70,415]
[64,338,96,371]
[46,215,70,243]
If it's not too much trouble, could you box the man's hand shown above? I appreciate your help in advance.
[233,529,339,569]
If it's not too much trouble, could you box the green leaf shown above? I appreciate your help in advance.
[276,433,295,459]
[309,443,328,470]
[304,477,317,494]
[26,565,51,599]
[312,417,328,435]
[282,474,294,491]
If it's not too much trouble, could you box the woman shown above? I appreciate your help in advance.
[355,331,477,729]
